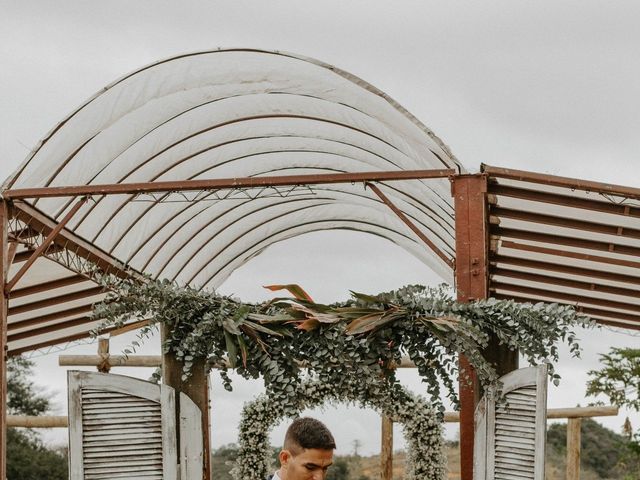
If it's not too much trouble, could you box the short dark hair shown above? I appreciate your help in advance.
[284,417,336,454]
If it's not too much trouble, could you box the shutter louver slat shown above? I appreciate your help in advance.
[81,387,164,480]
[473,366,547,480]
[68,371,178,480]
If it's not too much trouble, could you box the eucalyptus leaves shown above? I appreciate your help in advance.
[93,277,594,413]
[231,376,446,480]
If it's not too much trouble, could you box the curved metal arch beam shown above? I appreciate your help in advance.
[47,89,435,198]
[101,151,453,258]
[163,201,336,283]
[128,185,454,278]
[54,123,416,228]
[99,148,408,253]
[52,129,410,222]
[173,200,448,286]
[256,166,455,234]
[68,111,448,243]
[147,197,334,277]
[191,218,451,290]
[6,48,459,191]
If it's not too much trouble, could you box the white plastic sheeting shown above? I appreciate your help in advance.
[3,49,464,352]
[5,49,461,290]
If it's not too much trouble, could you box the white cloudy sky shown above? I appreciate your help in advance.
[2,0,640,455]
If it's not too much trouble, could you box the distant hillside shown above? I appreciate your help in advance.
[211,419,639,479]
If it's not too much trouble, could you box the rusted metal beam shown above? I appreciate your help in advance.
[10,275,88,299]
[491,267,640,299]
[490,206,640,240]
[7,286,104,316]
[491,254,640,286]
[12,244,64,264]
[5,197,87,293]
[498,240,640,270]
[11,201,137,279]
[492,226,640,257]
[7,304,94,331]
[0,201,9,480]
[7,319,147,356]
[367,183,454,268]
[488,183,640,218]
[7,316,95,342]
[490,281,640,313]
[3,169,455,199]
[453,174,508,480]
[483,164,640,201]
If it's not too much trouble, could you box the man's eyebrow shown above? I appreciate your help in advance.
[303,462,333,468]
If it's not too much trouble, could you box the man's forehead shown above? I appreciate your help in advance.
[297,448,333,461]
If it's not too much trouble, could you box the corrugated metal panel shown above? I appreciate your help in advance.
[485,164,640,330]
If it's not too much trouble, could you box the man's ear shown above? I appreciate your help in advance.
[279,449,290,468]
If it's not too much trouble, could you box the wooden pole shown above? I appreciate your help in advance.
[381,415,393,480]
[0,201,9,480]
[161,324,210,480]
[566,418,581,480]
[59,354,162,368]
[97,338,110,373]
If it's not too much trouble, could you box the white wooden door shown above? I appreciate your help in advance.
[473,365,548,480]
[68,371,178,480]
[178,392,203,480]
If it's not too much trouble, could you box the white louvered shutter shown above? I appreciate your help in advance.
[68,371,178,480]
[178,392,203,480]
[473,365,548,480]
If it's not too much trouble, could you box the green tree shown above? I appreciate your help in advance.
[587,348,640,411]
[586,347,640,478]
[6,356,68,480]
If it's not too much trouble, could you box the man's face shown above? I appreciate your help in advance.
[279,447,334,480]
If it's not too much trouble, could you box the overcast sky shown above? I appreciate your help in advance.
[2,0,639,456]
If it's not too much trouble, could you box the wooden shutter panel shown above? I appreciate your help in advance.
[178,392,203,480]
[473,365,548,480]
[68,371,178,480]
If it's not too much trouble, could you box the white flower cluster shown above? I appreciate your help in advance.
[231,375,446,480]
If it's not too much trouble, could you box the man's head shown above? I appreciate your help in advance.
[278,417,335,480]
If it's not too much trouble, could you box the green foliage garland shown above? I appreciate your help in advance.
[94,277,594,413]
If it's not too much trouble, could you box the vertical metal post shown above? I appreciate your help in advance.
[0,200,9,480]
[453,174,519,480]
[380,414,393,480]
[566,418,581,480]
[453,175,489,480]
[161,324,211,480]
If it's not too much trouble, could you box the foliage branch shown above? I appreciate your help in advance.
[94,277,593,413]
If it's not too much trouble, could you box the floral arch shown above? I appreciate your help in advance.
[232,376,446,480]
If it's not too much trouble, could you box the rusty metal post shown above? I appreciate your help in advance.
[0,200,9,480]
[453,174,519,480]
[453,175,489,480]
[566,418,581,480]
[380,414,393,480]
[161,324,210,480]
